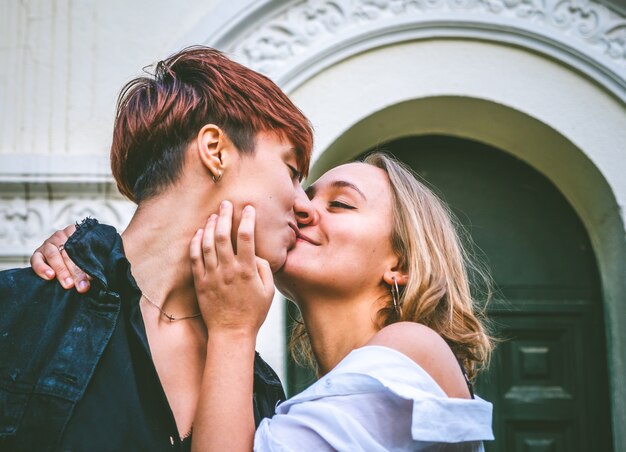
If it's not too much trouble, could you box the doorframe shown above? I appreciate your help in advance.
[309,96,626,449]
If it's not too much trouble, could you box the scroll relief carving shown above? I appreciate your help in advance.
[0,198,134,249]
[0,199,45,248]
[233,0,626,75]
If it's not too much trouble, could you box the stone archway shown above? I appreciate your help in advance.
[305,94,626,449]
[286,41,626,447]
[182,2,626,445]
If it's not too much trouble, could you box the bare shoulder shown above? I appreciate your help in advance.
[367,322,451,364]
[367,322,471,398]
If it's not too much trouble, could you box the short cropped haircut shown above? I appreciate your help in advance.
[110,46,313,203]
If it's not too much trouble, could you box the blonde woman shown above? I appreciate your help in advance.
[191,153,494,451]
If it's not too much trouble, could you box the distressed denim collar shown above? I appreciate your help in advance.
[64,217,130,292]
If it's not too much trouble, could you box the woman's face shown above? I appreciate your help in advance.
[275,162,398,301]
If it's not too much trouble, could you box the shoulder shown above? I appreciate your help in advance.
[0,266,99,338]
[367,321,451,363]
[0,268,76,376]
[367,322,470,398]
[0,267,74,326]
[0,267,52,298]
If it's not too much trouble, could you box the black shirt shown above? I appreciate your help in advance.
[0,219,285,451]
[58,258,190,451]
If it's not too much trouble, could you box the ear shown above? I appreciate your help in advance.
[196,124,229,180]
[383,268,409,287]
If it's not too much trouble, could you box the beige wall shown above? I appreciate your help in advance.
[0,0,220,157]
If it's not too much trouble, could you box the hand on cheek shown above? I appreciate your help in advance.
[190,201,275,336]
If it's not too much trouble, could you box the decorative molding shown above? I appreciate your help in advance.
[231,0,626,76]
[0,182,135,269]
[0,156,128,268]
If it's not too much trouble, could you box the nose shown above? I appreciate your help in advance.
[294,184,317,227]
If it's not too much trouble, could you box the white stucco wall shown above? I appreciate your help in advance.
[1,2,626,428]
[0,0,222,157]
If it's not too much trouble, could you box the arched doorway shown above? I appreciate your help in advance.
[287,134,613,451]
[383,135,613,451]
[187,3,626,446]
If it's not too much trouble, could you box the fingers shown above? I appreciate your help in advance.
[43,242,76,289]
[31,250,56,281]
[61,224,90,292]
[190,228,205,281]
[201,214,219,270]
[191,202,258,284]
[237,206,256,266]
[190,213,220,283]
[30,225,76,285]
[29,224,90,291]
[192,203,272,335]
[214,201,235,265]
[30,226,75,281]
[63,223,77,237]
[61,249,92,293]
[256,257,275,297]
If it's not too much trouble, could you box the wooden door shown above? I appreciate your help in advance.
[386,135,613,452]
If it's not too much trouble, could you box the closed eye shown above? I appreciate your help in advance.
[329,201,356,210]
[288,165,302,181]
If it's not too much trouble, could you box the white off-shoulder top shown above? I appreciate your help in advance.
[255,345,493,451]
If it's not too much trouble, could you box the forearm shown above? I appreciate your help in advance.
[192,330,257,452]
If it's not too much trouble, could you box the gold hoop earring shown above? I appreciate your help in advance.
[212,169,223,183]
[391,276,402,316]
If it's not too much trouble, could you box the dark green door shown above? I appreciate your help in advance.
[286,135,613,451]
[383,135,613,452]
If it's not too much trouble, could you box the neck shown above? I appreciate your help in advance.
[298,291,385,375]
[121,186,221,325]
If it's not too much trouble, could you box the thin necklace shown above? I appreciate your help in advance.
[141,293,202,322]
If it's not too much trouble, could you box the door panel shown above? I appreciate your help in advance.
[386,135,613,452]
[483,301,593,451]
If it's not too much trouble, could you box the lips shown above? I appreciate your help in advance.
[296,230,320,246]
[288,222,299,244]
[288,222,320,246]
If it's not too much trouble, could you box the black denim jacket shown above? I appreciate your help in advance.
[0,219,285,451]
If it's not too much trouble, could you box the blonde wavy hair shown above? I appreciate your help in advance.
[289,152,493,380]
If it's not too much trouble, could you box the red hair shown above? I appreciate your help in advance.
[111,46,313,203]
